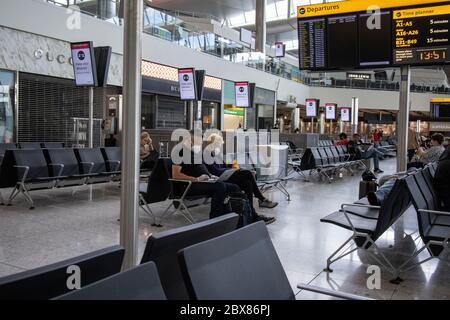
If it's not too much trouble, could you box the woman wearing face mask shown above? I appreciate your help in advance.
[171,133,241,219]
[140,131,159,170]
[204,133,278,225]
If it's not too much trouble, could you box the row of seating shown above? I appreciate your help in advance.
[298,146,366,183]
[0,142,64,155]
[320,162,444,283]
[0,147,121,209]
[140,156,291,228]
[318,140,334,147]
[0,214,369,300]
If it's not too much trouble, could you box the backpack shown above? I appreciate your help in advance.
[226,192,253,228]
[348,141,362,160]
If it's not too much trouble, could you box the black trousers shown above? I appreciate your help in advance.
[187,181,240,218]
[227,169,265,217]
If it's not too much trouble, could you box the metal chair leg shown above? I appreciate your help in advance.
[324,235,357,272]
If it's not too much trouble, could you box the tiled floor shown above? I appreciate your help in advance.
[0,158,449,299]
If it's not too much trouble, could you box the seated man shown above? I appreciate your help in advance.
[408,133,445,169]
[172,141,240,219]
[335,132,349,146]
[349,134,384,173]
[434,148,450,211]
[204,133,277,224]
[366,168,419,206]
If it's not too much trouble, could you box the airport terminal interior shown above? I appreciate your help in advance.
[1,0,450,301]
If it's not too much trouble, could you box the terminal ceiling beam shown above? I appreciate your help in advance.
[120,0,143,270]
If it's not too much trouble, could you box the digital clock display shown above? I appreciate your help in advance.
[393,3,450,65]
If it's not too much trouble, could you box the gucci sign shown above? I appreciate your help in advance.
[34,49,73,65]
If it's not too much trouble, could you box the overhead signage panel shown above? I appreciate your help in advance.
[178,68,197,101]
[235,82,250,107]
[71,42,97,87]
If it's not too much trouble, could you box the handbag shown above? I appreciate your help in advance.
[226,192,253,228]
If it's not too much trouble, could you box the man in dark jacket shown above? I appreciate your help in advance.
[434,148,450,211]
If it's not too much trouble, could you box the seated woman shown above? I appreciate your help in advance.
[172,135,240,219]
[204,133,277,224]
[408,133,445,169]
[140,131,159,170]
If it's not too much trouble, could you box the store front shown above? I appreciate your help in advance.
[0,26,124,147]
[222,80,275,131]
[254,87,275,130]
[141,61,222,130]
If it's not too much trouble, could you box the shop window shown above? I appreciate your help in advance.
[202,101,219,130]
[157,96,187,129]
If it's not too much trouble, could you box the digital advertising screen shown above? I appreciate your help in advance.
[325,103,337,120]
[71,42,97,87]
[235,82,250,107]
[275,42,286,57]
[340,107,351,122]
[178,68,197,101]
[305,99,319,117]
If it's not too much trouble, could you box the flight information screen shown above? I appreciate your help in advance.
[297,18,326,70]
[359,11,392,67]
[393,4,450,65]
[327,15,358,69]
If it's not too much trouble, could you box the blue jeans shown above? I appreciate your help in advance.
[362,148,383,170]
[375,179,396,205]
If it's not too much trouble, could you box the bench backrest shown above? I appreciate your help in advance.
[0,246,125,300]
[75,148,107,174]
[405,174,433,237]
[101,147,121,172]
[140,213,239,300]
[55,262,166,300]
[373,177,411,239]
[142,158,172,204]
[12,149,50,180]
[178,222,295,300]
[41,142,64,149]
[44,148,81,177]
[19,142,42,149]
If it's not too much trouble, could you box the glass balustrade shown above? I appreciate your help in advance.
[44,0,450,94]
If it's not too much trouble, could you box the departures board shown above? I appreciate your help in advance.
[297,0,449,71]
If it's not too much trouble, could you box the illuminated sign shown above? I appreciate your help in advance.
[393,4,450,65]
[297,0,447,18]
[235,82,250,107]
[275,42,285,57]
[325,103,337,120]
[341,108,351,122]
[178,68,197,101]
[305,99,319,117]
[70,42,97,87]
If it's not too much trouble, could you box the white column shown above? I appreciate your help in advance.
[397,65,411,172]
[120,0,143,271]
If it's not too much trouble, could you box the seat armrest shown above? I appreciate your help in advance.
[339,203,381,232]
[297,283,375,300]
[106,160,121,172]
[14,165,30,183]
[418,209,450,216]
[79,161,94,174]
[49,163,65,177]
[168,179,194,200]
